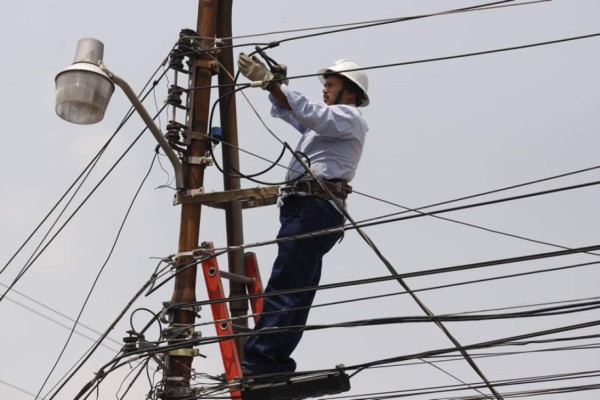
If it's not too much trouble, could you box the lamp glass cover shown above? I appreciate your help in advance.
[55,69,115,125]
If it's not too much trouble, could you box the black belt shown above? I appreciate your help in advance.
[280,179,352,200]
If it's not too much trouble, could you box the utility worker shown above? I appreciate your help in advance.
[237,54,370,376]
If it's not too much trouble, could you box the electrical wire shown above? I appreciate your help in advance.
[207,86,304,185]
[346,167,600,261]
[156,300,600,358]
[30,5,600,396]
[41,65,179,395]
[172,0,552,70]
[268,32,600,87]
[116,358,150,400]
[180,301,600,347]
[151,149,596,394]
[0,283,124,347]
[167,242,600,313]
[189,261,600,331]
[0,137,105,281]
[0,54,170,280]
[225,1,550,41]
[195,177,600,256]
[353,163,600,227]
[45,258,167,400]
[0,379,37,398]
[1,292,121,353]
[0,68,171,303]
[346,318,600,375]
[180,30,600,98]
[349,338,600,374]
[272,1,518,46]
[329,369,600,400]
[187,34,310,186]
[0,101,167,304]
[180,23,600,398]
[3,149,102,291]
[74,315,600,395]
[144,173,600,298]
[35,152,159,400]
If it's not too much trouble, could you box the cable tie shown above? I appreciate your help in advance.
[249,81,264,88]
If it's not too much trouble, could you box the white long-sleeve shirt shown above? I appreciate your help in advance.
[269,85,369,183]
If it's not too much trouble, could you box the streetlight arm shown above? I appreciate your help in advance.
[107,70,185,190]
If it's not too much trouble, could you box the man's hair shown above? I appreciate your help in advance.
[324,72,366,106]
[343,77,366,106]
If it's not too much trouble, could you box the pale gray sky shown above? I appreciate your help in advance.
[1,1,600,399]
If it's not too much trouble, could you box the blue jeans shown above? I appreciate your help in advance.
[242,195,344,373]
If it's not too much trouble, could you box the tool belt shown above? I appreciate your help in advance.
[280,179,352,200]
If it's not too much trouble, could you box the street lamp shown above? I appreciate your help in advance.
[55,38,184,189]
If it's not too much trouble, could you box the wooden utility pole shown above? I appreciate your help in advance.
[162,0,218,398]
[216,0,249,350]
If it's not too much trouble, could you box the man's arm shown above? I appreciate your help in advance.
[267,82,292,110]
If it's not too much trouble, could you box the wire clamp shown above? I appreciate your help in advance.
[192,241,214,259]
[159,301,175,324]
[160,301,202,324]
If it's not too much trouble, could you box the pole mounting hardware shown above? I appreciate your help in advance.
[186,156,213,166]
[168,348,202,357]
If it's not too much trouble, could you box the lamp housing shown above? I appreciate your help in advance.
[55,38,115,125]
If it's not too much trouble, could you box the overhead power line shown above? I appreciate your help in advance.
[164,177,600,260]
[226,0,550,40]
[345,318,600,376]
[270,32,600,86]
[191,262,600,329]
[166,242,600,310]
[1,289,121,351]
[273,0,517,46]
[352,163,600,253]
[35,152,160,400]
[0,379,36,398]
[329,369,600,400]
[44,259,167,400]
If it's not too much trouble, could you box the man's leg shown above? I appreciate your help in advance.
[243,196,343,373]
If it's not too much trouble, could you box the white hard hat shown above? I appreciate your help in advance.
[318,59,369,107]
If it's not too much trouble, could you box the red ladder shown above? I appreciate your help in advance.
[199,242,352,400]
[199,242,264,385]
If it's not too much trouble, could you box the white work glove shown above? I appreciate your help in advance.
[237,53,274,89]
[271,64,289,86]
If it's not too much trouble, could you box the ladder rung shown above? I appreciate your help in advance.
[232,324,253,333]
[219,270,254,285]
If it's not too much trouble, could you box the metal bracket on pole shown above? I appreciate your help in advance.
[184,131,210,146]
[160,301,202,324]
[187,156,213,166]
